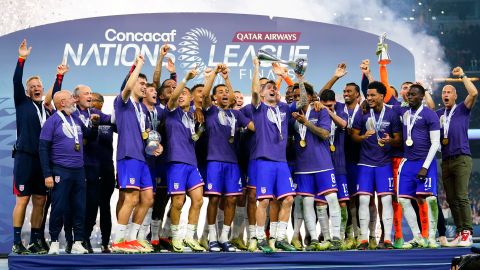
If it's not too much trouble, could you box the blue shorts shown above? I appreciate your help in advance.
[117,158,153,190]
[255,159,295,200]
[167,162,204,195]
[346,162,359,197]
[314,174,349,203]
[205,161,243,196]
[355,164,394,196]
[294,169,337,196]
[246,159,258,189]
[398,159,438,198]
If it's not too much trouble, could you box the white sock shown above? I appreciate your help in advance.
[276,221,288,241]
[160,217,171,238]
[358,195,371,241]
[316,205,331,241]
[325,193,341,239]
[369,198,377,238]
[293,196,303,238]
[426,196,439,240]
[220,225,231,243]
[201,222,209,240]
[232,206,246,239]
[303,197,318,241]
[186,224,197,240]
[114,224,127,243]
[248,225,256,240]
[381,195,393,242]
[350,204,359,238]
[398,198,421,236]
[128,223,141,241]
[208,224,217,242]
[137,208,152,241]
[256,225,266,240]
[151,219,161,241]
[270,221,278,239]
[216,209,224,233]
[171,224,181,240]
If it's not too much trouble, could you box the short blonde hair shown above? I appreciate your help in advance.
[26,75,43,87]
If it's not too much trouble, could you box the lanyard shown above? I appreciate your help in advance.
[77,107,91,127]
[131,97,145,132]
[406,106,424,140]
[149,107,158,130]
[329,112,336,147]
[370,106,386,140]
[184,111,196,136]
[443,104,457,139]
[224,109,237,138]
[269,106,283,139]
[57,111,79,145]
[344,103,359,128]
[298,105,312,142]
[33,101,46,127]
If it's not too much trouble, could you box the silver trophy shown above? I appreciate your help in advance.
[376,32,391,65]
[145,130,162,156]
[257,50,307,75]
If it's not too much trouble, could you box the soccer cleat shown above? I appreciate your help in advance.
[290,236,304,251]
[275,239,296,251]
[208,241,221,252]
[306,239,319,251]
[403,236,428,249]
[438,236,450,247]
[39,238,50,252]
[343,237,356,250]
[184,238,206,252]
[257,239,273,253]
[329,238,342,251]
[82,240,94,254]
[449,233,461,247]
[27,240,47,254]
[427,238,440,249]
[65,241,73,254]
[368,236,377,250]
[357,240,369,250]
[48,241,60,255]
[125,240,149,253]
[171,238,184,253]
[317,240,332,251]
[220,241,236,252]
[382,240,394,249]
[138,240,154,252]
[199,237,209,250]
[12,242,30,255]
[231,237,247,250]
[458,230,473,247]
[247,238,258,252]
[71,241,88,254]
[159,237,173,251]
[393,238,404,249]
[268,237,277,252]
[111,241,139,253]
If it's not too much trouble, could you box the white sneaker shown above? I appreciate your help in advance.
[48,241,59,255]
[449,233,462,247]
[457,230,473,247]
[71,241,88,254]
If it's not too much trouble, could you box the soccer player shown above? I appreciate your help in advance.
[202,65,254,252]
[250,58,296,253]
[39,90,98,255]
[112,55,163,253]
[165,67,206,253]
[12,39,67,254]
[437,67,478,247]
[233,91,244,110]
[396,83,441,248]
[351,81,402,250]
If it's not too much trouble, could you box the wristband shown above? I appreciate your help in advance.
[182,78,187,84]
[460,74,467,79]
[18,56,26,60]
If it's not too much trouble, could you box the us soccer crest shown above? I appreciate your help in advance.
[208,183,213,190]
[55,176,61,183]
[19,185,24,191]
[129,178,135,184]
[261,187,267,194]
[174,183,179,190]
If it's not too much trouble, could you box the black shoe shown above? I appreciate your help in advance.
[82,240,94,254]
[12,243,31,255]
[65,241,73,254]
[27,240,47,254]
[101,245,111,253]
[39,238,50,252]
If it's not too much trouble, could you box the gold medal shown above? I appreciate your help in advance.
[405,138,413,147]
[330,144,336,152]
[142,131,148,140]
[192,134,199,141]
[299,140,306,148]
[228,136,234,144]
[378,141,385,147]
[442,138,449,145]
[83,138,87,146]
[74,143,81,152]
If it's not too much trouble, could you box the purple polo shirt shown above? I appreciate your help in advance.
[165,107,197,166]
[436,102,471,159]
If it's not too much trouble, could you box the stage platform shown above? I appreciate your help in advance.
[8,247,470,270]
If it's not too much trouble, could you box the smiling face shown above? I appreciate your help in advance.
[144,86,157,105]
[133,77,147,99]
[160,79,176,102]
[343,85,359,105]
[260,82,278,105]
[234,92,244,108]
[366,88,384,110]
[442,85,457,108]
[179,88,193,109]
[26,77,44,102]
[75,85,93,109]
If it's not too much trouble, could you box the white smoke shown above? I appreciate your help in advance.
[0,0,449,83]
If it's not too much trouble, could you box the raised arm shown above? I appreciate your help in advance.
[360,59,373,98]
[251,57,260,107]
[13,39,32,106]
[121,55,144,102]
[167,67,198,111]
[379,64,393,103]
[153,44,169,88]
[319,63,347,95]
[45,63,69,109]
[202,65,222,109]
[296,73,308,109]
[452,66,479,109]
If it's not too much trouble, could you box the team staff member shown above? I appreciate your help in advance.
[39,90,98,255]
[12,39,67,254]
[437,67,478,247]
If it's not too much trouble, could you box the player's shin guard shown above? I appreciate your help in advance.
[316,205,331,241]
[398,198,421,236]
[340,205,348,240]
[303,197,318,240]
[418,200,429,238]
[381,195,393,242]
[358,195,370,241]
[393,198,403,239]
[325,193,341,239]
[426,196,438,240]
[293,196,303,238]
[369,198,377,238]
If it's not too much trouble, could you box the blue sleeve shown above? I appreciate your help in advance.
[39,139,52,178]
[51,74,64,103]
[361,74,369,98]
[352,111,363,130]
[13,58,28,107]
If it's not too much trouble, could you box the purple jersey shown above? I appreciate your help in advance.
[352,105,401,166]
[291,104,333,172]
[240,104,257,159]
[40,112,84,168]
[205,106,250,163]
[114,95,148,162]
[436,102,471,158]
[251,102,290,162]
[397,105,440,160]
[331,107,348,175]
[165,107,197,166]
[335,102,361,164]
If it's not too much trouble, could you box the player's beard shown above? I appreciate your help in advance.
[66,104,77,114]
